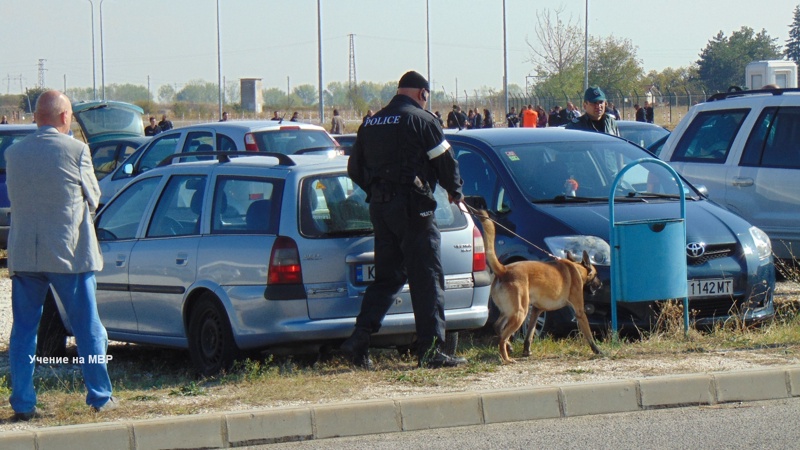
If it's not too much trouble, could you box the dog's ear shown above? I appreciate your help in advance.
[564,250,574,262]
[581,250,591,267]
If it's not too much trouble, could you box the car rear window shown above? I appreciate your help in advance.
[670,109,749,163]
[299,173,467,238]
[0,130,35,171]
[252,128,335,154]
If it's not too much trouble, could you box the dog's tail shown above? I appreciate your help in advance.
[476,210,506,277]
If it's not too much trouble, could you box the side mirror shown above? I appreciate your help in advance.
[462,195,487,211]
[123,163,133,176]
[694,184,709,197]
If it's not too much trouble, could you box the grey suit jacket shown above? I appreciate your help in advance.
[5,126,103,274]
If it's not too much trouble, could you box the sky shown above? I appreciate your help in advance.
[2,0,795,101]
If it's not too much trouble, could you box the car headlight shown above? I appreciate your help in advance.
[747,226,772,260]
[544,235,611,266]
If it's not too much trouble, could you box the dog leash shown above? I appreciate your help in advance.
[460,201,560,260]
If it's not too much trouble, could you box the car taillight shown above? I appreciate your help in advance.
[244,133,258,152]
[472,226,486,272]
[268,236,303,284]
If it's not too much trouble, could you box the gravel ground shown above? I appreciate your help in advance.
[0,277,798,432]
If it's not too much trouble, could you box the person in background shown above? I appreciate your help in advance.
[1,115,8,124]
[536,105,548,128]
[634,103,646,122]
[434,111,444,126]
[144,117,162,136]
[290,111,300,122]
[342,70,466,370]
[506,106,520,128]
[607,102,621,120]
[644,101,654,123]
[5,90,117,421]
[158,114,173,131]
[446,105,467,129]
[548,105,563,127]
[219,111,229,122]
[363,109,374,123]
[482,108,493,128]
[270,111,281,121]
[521,104,538,128]
[330,108,345,134]
[565,86,619,136]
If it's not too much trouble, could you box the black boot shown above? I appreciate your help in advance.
[340,328,374,370]
[418,348,468,369]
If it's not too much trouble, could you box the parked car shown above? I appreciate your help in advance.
[90,136,150,180]
[614,120,670,149]
[38,152,490,375]
[449,127,775,337]
[0,124,38,248]
[657,88,800,260]
[98,121,340,205]
[332,133,357,155]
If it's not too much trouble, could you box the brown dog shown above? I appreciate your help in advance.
[476,210,602,363]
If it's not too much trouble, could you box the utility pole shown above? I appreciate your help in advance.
[38,59,47,89]
[348,34,357,109]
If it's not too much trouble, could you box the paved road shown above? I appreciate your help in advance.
[262,397,800,450]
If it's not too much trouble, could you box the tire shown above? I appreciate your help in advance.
[188,294,240,377]
[37,293,68,358]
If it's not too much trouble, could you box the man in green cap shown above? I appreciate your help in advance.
[565,86,619,136]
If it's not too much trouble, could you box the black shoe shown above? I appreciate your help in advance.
[12,407,38,422]
[341,328,373,369]
[419,350,468,369]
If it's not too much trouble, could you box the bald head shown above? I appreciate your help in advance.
[34,90,72,133]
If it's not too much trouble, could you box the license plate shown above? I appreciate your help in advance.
[355,264,375,284]
[688,279,733,298]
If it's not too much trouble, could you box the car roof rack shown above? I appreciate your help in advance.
[707,87,800,102]
[157,151,296,167]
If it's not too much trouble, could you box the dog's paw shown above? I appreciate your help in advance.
[501,358,517,365]
[522,350,531,357]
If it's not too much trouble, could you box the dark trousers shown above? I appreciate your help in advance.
[354,190,446,356]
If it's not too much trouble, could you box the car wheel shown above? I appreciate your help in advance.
[37,293,68,358]
[531,310,553,339]
[188,294,239,376]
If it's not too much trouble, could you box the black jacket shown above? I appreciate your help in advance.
[348,95,462,202]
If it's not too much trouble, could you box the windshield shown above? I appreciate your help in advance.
[495,140,696,202]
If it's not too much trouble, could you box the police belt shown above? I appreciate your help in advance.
[370,179,415,203]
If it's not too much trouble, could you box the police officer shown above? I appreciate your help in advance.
[565,86,620,136]
[341,70,466,369]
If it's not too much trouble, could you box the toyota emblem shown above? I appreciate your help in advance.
[686,242,706,257]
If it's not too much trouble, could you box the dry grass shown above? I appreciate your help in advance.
[1,256,799,430]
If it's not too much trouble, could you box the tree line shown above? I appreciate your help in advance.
[3,5,799,119]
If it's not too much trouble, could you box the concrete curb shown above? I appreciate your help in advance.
[3,365,799,449]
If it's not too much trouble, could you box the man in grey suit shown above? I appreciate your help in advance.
[5,90,117,421]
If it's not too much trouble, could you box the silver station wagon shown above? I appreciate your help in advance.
[38,153,490,375]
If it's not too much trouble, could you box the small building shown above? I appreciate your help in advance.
[240,78,263,113]
[745,60,798,90]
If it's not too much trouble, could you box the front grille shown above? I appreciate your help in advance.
[687,243,736,266]
[688,297,740,319]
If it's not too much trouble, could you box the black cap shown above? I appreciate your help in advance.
[398,71,429,90]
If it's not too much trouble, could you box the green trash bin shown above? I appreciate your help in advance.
[610,158,689,335]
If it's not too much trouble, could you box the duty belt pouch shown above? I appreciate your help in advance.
[411,183,437,218]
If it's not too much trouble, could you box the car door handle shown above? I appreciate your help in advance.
[175,252,189,266]
[115,255,127,267]
[731,177,754,187]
